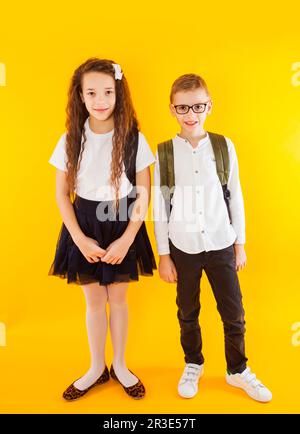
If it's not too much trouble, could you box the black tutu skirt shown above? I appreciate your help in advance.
[48,193,157,286]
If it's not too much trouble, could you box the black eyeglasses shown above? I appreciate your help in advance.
[173,102,210,114]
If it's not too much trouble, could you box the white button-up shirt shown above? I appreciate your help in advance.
[153,132,245,255]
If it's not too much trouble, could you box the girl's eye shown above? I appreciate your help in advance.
[105,90,113,95]
[87,92,95,96]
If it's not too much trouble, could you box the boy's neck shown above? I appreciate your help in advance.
[178,128,207,148]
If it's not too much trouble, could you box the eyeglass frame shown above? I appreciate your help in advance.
[172,101,211,115]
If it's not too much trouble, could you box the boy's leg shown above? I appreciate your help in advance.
[204,244,248,374]
[169,239,204,366]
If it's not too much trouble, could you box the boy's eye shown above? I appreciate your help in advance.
[178,105,187,111]
[193,104,207,113]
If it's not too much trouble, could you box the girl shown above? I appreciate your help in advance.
[48,58,157,400]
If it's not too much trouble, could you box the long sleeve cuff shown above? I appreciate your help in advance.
[234,233,246,244]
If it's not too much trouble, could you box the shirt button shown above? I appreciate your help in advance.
[193,150,196,154]
[199,211,202,215]
[195,170,198,173]
[201,230,205,233]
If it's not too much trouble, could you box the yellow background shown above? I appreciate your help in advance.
[0,0,300,414]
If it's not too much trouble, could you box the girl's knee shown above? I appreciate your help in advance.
[107,292,127,307]
[83,284,108,308]
[107,282,128,307]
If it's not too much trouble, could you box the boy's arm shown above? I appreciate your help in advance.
[153,150,170,255]
[227,138,246,245]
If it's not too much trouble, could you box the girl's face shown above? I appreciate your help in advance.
[80,71,116,121]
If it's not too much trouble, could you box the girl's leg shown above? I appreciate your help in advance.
[73,282,108,390]
[107,282,138,387]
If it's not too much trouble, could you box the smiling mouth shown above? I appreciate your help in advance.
[94,108,109,112]
[184,121,198,126]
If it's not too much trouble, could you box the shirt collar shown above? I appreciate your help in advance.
[175,131,209,149]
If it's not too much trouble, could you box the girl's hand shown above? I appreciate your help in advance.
[100,235,132,265]
[234,244,247,271]
[158,255,178,283]
[75,235,107,263]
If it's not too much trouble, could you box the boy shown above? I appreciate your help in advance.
[153,74,272,402]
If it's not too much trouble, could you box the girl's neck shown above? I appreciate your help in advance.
[88,115,114,134]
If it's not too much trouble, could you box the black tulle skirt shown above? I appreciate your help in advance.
[48,193,157,286]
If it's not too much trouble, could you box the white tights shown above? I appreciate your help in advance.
[73,281,138,390]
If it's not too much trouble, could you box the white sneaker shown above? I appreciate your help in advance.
[226,367,272,402]
[178,363,204,398]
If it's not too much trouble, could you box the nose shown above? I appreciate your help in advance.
[185,107,196,119]
[94,93,108,106]
[96,98,106,106]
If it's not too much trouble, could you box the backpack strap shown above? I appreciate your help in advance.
[207,132,230,185]
[157,139,174,221]
[124,128,139,196]
[207,132,232,223]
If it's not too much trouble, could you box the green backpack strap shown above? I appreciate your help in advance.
[157,139,174,221]
[207,132,230,185]
[207,132,232,223]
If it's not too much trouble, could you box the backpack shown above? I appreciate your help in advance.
[157,132,232,223]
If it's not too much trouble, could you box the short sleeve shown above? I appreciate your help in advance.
[48,133,67,172]
[135,132,156,173]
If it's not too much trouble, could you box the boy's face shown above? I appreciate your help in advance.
[170,88,212,134]
[80,71,116,121]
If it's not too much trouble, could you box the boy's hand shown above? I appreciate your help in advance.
[75,235,107,263]
[100,235,132,265]
[234,244,247,271]
[159,254,178,283]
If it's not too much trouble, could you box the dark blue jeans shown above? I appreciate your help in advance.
[169,238,248,374]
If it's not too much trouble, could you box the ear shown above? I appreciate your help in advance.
[207,100,213,115]
[169,103,176,117]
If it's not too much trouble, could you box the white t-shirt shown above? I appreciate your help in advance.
[48,117,156,201]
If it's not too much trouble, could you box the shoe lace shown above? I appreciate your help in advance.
[241,367,263,388]
[182,365,202,383]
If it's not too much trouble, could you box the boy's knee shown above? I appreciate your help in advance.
[223,314,246,334]
[177,305,200,322]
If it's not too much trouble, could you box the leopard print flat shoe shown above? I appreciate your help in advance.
[63,366,110,401]
[110,365,145,399]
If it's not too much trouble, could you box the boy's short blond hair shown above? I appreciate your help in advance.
[170,74,210,103]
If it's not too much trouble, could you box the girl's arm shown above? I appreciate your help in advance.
[122,166,151,243]
[55,169,85,244]
[55,169,106,262]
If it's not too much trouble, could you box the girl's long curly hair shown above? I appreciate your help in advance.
[65,57,139,210]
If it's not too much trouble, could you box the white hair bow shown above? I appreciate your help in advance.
[112,63,123,80]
